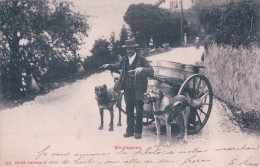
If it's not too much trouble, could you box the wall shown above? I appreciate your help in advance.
[201,44,260,120]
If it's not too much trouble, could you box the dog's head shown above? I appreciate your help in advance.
[95,84,107,98]
[143,88,165,104]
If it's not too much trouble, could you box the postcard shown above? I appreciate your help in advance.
[0,0,259,167]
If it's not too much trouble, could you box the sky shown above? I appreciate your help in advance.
[68,0,193,56]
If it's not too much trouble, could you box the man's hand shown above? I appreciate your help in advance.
[135,67,143,74]
[100,64,111,69]
[128,67,143,76]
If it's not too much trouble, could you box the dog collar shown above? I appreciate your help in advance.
[144,96,162,104]
[153,111,168,115]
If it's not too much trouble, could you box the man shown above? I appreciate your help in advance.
[101,39,154,139]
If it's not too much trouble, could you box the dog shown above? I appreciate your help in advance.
[143,88,208,146]
[95,84,122,131]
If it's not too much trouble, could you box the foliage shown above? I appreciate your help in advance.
[89,38,112,68]
[153,11,185,47]
[124,4,160,47]
[194,0,234,7]
[124,3,186,48]
[119,25,128,56]
[195,0,260,47]
[82,56,95,71]
[109,32,120,59]
[183,8,203,43]
[84,30,126,71]
[0,0,88,99]
[119,25,128,46]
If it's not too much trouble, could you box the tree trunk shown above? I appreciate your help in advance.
[9,34,23,99]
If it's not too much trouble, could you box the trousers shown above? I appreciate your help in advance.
[124,88,144,134]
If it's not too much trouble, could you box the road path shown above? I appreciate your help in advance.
[0,47,259,167]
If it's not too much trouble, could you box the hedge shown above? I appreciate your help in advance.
[197,0,260,47]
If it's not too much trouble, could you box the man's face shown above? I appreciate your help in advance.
[126,47,136,57]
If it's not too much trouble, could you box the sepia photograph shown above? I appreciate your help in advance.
[0,0,259,166]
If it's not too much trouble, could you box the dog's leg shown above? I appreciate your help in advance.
[108,108,114,131]
[177,115,184,140]
[183,107,190,143]
[155,117,161,147]
[165,114,172,147]
[98,108,104,130]
[117,92,122,126]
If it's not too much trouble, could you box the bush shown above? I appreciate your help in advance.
[90,39,114,68]
[0,0,89,99]
[83,56,96,71]
[43,58,79,82]
[197,0,260,47]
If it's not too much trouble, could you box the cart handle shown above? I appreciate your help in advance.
[101,66,176,87]
[196,65,205,68]
[148,75,176,87]
[110,69,176,87]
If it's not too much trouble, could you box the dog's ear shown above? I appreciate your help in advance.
[159,90,165,98]
[103,84,107,89]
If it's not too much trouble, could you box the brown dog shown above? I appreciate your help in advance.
[95,84,122,131]
[143,88,208,146]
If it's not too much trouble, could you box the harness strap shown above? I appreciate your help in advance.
[153,99,183,115]
[153,110,171,115]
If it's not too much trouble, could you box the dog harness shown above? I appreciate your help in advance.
[153,95,190,115]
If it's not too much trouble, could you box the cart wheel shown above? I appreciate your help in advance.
[142,117,155,125]
[178,74,213,134]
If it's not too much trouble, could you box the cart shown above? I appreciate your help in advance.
[111,60,213,135]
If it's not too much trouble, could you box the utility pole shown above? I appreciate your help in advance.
[180,0,184,46]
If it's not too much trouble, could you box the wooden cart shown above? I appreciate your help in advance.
[113,60,213,135]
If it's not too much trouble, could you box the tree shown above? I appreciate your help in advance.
[183,8,203,43]
[124,4,162,48]
[119,25,128,56]
[195,0,260,46]
[153,11,186,47]
[109,32,120,60]
[119,25,128,46]
[0,0,89,99]
[90,38,112,68]
[124,3,186,48]
[194,0,234,8]
[110,32,116,51]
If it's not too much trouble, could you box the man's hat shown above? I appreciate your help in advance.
[122,39,139,48]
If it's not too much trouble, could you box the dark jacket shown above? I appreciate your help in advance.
[111,54,154,100]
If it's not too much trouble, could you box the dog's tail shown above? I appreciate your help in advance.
[190,92,209,108]
[171,95,190,108]
[173,101,182,107]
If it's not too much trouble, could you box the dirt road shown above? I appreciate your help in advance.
[0,47,259,167]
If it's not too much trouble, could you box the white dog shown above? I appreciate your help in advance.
[143,88,208,146]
